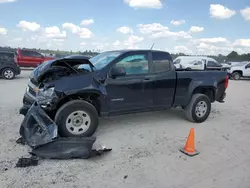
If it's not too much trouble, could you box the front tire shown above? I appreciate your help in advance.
[184,94,211,123]
[2,68,16,80]
[55,100,99,137]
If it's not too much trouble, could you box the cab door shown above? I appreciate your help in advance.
[105,51,154,113]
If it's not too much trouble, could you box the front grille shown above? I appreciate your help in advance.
[28,87,36,96]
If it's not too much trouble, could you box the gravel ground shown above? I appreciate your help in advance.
[0,71,250,188]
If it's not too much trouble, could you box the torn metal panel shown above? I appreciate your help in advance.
[19,103,58,148]
[18,102,112,161]
[30,137,96,159]
[15,157,39,168]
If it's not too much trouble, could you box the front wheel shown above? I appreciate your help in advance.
[54,100,99,137]
[184,94,211,123]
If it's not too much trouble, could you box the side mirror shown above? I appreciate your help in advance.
[110,66,126,78]
[245,65,250,69]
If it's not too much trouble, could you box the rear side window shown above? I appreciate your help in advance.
[20,50,43,57]
[0,52,14,61]
[152,52,171,73]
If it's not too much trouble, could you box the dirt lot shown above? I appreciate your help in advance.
[0,70,250,188]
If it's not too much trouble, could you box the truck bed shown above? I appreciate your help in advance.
[173,70,228,107]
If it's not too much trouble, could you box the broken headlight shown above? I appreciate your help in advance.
[36,87,56,107]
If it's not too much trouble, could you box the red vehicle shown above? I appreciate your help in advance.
[16,49,55,67]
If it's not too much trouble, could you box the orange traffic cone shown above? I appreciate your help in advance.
[180,128,199,156]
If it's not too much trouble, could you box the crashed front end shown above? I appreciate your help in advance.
[19,81,62,117]
[17,103,111,164]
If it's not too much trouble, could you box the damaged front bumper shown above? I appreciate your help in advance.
[18,102,111,161]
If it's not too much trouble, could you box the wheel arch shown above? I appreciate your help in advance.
[232,70,243,75]
[192,86,216,102]
[55,92,101,116]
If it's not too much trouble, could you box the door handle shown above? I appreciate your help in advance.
[142,78,151,83]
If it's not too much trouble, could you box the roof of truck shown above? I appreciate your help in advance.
[104,49,171,53]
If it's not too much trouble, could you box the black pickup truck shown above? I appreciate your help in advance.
[20,50,228,137]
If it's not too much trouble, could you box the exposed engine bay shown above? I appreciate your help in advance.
[32,58,94,84]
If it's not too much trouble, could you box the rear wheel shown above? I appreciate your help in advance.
[232,72,241,80]
[54,100,99,137]
[2,68,15,80]
[184,94,211,123]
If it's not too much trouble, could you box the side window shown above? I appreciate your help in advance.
[207,61,216,67]
[207,61,221,67]
[152,52,171,73]
[20,50,31,56]
[0,53,14,61]
[114,53,149,75]
[174,59,181,64]
[29,51,43,58]
[194,61,202,65]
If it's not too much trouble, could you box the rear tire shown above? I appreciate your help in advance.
[2,68,16,80]
[54,100,99,137]
[232,72,241,80]
[184,94,211,123]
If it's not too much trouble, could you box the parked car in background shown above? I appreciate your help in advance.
[20,50,228,137]
[17,49,55,68]
[227,61,250,80]
[173,56,228,70]
[0,51,21,80]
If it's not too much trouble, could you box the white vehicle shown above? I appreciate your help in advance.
[173,56,225,70]
[228,61,250,80]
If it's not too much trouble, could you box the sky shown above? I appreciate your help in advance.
[0,0,250,55]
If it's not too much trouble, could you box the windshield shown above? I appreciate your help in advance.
[89,51,123,70]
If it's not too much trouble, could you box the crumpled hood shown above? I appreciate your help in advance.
[30,57,93,83]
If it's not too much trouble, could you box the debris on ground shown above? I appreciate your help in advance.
[16,102,111,166]
[15,157,39,168]
[16,137,25,145]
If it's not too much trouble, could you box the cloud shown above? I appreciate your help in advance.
[80,42,86,46]
[170,20,185,26]
[113,40,121,46]
[197,37,229,44]
[189,26,204,33]
[62,22,92,38]
[17,20,40,32]
[124,0,162,9]
[0,27,7,35]
[240,7,250,21]
[0,0,16,3]
[173,45,192,54]
[233,39,250,48]
[116,26,133,34]
[80,19,94,26]
[209,4,236,19]
[44,26,66,39]
[138,23,168,34]
[138,23,191,39]
[124,35,143,48]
